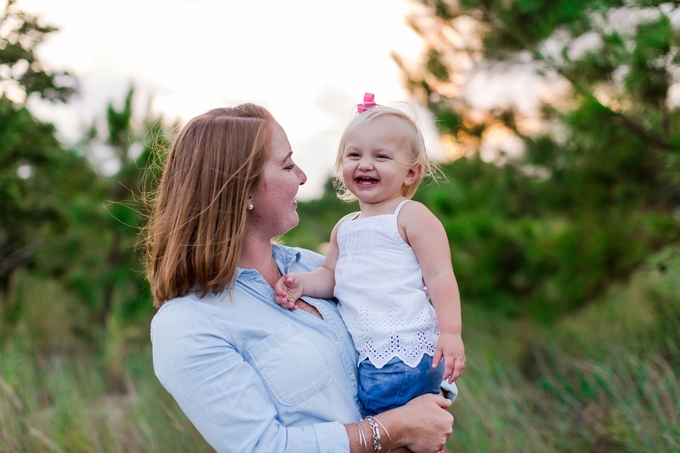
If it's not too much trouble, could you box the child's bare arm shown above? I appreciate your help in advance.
[273,268,335,309]
[400,202,465,382]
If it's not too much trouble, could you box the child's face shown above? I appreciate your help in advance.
[341,115,419,206]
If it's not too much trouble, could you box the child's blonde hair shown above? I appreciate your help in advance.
[334,104,438,202]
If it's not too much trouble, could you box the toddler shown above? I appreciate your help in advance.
[274,93,465,416]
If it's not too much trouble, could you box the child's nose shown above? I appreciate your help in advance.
[358,157,373,170]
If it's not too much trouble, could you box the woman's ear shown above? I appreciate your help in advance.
[403,164,423,187]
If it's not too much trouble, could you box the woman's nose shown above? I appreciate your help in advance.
[296,166,307,185]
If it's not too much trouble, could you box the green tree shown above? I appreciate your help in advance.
[0,0,90,308]
[390,0,680,317]
[76,87,172,328]
[54,87,173,390]
[0,1,170,351]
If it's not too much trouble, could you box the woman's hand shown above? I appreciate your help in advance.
[376,393,454,453]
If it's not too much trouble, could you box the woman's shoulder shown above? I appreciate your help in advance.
[151,294,216,333]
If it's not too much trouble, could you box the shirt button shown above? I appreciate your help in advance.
[350,374,356,381]
[334,335,341,341]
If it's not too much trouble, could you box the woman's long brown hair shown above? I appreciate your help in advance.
[143,104,274,307]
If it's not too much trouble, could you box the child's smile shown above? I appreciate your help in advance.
[355,176,379,186]
[342,115,420,212]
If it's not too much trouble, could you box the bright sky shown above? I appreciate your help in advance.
[13,0,447,200]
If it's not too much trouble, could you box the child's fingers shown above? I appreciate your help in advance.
[448,369,458,383]
[443,357,455,381]
[449,357,465,382]
[274,292,298,310]
[287,297,298,310]
[432,349,443,368]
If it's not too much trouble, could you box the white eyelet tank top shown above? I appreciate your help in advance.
[334,200,439,369]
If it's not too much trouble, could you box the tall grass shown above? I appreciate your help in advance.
[449,336,680,452]
[0,340,212,452]
[1,249,678,452]
[446,248,680,452]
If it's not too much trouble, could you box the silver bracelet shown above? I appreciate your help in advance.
[371,417,392,453]
[365,416,382,453]
[356,421,368,453]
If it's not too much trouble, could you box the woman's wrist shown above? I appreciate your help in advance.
[365,416,393,453]
[347,412,403,453]
[346,393,454,452]
[371,408,410,450]
[376,393,454,452]
[352,415,397,453]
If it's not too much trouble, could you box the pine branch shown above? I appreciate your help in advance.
[488,5,680,152]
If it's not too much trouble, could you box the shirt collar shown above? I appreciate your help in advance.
[235,244,301,280]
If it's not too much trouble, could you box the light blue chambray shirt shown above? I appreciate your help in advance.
[151,244,458,453]
[151,245,362,453]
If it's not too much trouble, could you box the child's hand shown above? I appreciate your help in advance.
[433,333,466,383]
[273,274,303,310]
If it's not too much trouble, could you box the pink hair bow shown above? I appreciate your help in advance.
[357,92,377,113]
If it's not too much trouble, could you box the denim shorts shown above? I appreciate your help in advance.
[358,354,444,416]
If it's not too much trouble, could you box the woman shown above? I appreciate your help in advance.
[144,104,454,452]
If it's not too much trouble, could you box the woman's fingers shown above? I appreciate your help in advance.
[435,394,453,409]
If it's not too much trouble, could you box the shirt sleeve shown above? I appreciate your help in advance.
[440,380,458,402]
[151,302,350,453]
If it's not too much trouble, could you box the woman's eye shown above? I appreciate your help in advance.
[285,163,295,170]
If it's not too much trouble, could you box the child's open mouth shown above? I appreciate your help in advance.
[356,177,379,185]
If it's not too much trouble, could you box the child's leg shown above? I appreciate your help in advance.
[358,354,444,416]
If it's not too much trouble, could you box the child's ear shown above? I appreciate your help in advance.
[403,164,422,187]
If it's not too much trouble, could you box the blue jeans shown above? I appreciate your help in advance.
[358,354,444,416]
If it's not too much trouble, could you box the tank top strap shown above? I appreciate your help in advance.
[393,199,411,217]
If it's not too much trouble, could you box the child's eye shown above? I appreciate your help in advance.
[346,152,360,158]
[376,154,389,159]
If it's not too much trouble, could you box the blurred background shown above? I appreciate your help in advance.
[1,0,679,451]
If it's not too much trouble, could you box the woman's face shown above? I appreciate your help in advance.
[248,121,307,239]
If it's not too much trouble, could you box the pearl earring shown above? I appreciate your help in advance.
[248,204,254,211]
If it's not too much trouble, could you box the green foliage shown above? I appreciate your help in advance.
[0,1,88,306]
[0,0,76,103]
[0,99,95,297]
[376,0,680,317]
[281,179,358,252]
[57,86,174,336]
[0,2,175,351]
